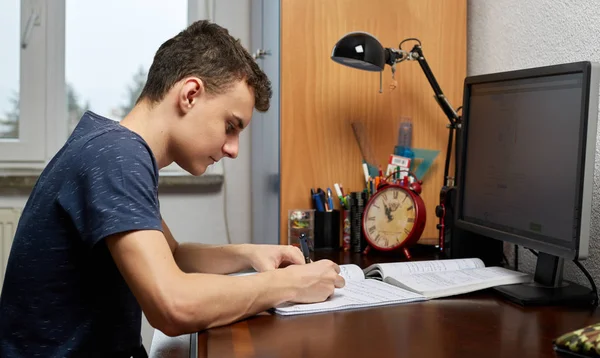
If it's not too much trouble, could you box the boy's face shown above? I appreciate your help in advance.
[171,79,254,176]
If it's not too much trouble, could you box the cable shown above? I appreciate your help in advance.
[222,162,233,245]
[514,245,519,271]
[443,124,454,185]
[399,38,422,50]
[573,260,598,306]
[502,253,509,267]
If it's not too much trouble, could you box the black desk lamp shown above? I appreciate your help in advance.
[331,32,460,187]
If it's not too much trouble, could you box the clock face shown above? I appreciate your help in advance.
[363,186,417,250]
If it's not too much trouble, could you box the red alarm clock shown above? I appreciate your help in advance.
[362,174,426,259]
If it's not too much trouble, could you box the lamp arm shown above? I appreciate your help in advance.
[409,45,460,127]
[385,42,461,185]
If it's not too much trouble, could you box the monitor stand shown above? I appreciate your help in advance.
[493,252,595,307]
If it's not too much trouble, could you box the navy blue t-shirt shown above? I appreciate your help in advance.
[0,111,163,357]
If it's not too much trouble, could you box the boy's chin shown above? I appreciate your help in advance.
[190,166,208,176]
[175,162,207,177]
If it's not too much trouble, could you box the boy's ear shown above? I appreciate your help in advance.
[178,77,205,113]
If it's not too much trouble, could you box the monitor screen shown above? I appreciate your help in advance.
[455,62,599,260]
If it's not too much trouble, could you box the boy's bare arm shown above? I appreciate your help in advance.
[106,229,344,336]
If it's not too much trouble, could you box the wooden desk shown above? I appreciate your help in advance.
[195,248,599,358]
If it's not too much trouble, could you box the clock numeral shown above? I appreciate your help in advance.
[393,190,399,199]
[402,195,408,203]
[406,205,414,211]
[407,218,415,223]
[372,204,380,209]
[404,228,411,235]
[382,193,388,201]
[367,216,376,221]
[374,234,388,247]
[368,226,376,234]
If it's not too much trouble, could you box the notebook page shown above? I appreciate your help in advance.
[274,280,426,316]
[339,264,365,282]
[386,266,530,298]
[366,258,485,280]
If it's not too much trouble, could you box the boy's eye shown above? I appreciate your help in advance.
[226,122,235,133]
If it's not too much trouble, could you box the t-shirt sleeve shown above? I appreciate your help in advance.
[57,135,163,247]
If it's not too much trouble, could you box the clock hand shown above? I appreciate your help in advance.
[383,201,393,222]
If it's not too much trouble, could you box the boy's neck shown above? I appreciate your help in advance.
[120,101,173,169]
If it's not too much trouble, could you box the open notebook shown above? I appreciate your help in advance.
[273,258,531,316]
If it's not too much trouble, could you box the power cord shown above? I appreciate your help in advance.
[502,253,510,267]
[573,260,598,306]
[222,161,233,245]
[526,248,598,306]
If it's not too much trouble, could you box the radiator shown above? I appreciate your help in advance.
[0,208,21,293]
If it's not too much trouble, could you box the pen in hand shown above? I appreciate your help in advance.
[299,233,311,264]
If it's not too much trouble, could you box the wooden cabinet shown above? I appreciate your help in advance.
[251,0,466,246]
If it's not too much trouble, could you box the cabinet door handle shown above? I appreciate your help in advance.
[21,8,41,49]
[252,49,271,60]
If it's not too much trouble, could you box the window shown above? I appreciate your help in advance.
[65,0,187,132]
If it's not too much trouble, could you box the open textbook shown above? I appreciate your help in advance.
[273,258,531,316]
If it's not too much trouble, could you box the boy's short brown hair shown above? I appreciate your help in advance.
[138,20,272,112]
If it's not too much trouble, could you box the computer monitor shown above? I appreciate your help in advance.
[455,61,600,306]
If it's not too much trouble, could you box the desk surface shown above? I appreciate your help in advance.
[195,248,599,358]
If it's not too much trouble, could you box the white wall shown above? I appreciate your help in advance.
[468,0,600,286]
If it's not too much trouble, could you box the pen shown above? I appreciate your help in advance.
[326,188,334,211]
[299,233,311,263]
[317,189,328,211]
[312,189,325,211]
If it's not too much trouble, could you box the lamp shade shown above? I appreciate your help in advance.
[331,32,386,72]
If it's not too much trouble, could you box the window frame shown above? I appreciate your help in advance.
[0,0,61,165]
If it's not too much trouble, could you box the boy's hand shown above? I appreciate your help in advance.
[283,260,346,303]
[244,244,306,272]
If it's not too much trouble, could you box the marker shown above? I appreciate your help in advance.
[334,183,343,198]
[362,162,370,184]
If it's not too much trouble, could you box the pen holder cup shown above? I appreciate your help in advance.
[314,210,341,250]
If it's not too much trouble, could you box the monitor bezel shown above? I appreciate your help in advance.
[454,61,599,260]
